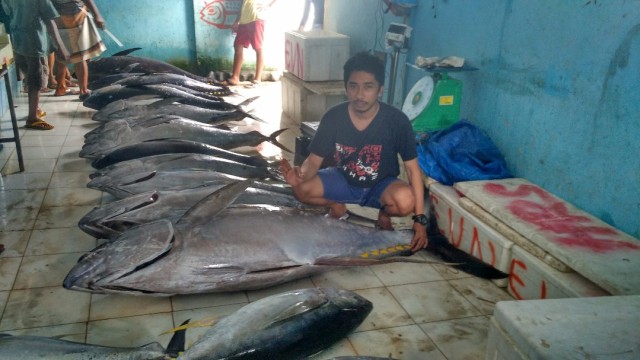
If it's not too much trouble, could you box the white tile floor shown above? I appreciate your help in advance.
[0,81,514,359]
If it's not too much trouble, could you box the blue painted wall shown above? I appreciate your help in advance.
[325,0,640,239]
[93,0,196,61]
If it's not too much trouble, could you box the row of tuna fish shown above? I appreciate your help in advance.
[1,287,374,359]
[62,50,436,298]
[44,51,388,359]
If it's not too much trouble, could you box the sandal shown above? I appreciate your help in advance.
[37,109,47,117]
[221,79,240,86]
[25,119,55,130]
[244,80,261,89]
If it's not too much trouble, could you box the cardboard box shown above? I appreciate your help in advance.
[284,30,349,81]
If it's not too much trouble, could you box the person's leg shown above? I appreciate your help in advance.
[252,20,265,82]
[229,44,244,85]
[74,60,90,96]
[293,168,363,218]
[363,179,415,230]
[25,56,54,129]
[54,60,68,95]
[47,52,57,88]
[254,48,264,83]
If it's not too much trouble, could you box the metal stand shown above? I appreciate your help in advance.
[0,63,24,172]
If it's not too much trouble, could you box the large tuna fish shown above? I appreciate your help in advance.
[88,48,214,84]
[177,288,372,360]
[86,169,289,199]
[78,185,318,240]
[89,153,279,181]
[111,73,229,95]
[82,84,228,110]
[90,139,271,169]
[91,97,260,125]
[79,116,290,159]
[0,320,186,359]
[63,182,429,296]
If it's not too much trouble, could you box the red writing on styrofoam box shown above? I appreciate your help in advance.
[483,183,640,253]
[508,257,547,300]
[284,39,304,78]
[429,193,499,267]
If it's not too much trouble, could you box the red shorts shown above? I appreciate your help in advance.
[234,20,265,50]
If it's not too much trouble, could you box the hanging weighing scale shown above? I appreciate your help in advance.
[403,64,477,133]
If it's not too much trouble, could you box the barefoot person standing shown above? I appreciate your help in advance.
[1,0,69,130]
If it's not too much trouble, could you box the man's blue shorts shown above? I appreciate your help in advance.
[317,167,398,209]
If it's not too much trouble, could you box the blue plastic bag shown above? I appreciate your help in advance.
[416,120,511,185]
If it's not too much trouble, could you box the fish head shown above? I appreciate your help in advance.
[63,219,175,296]
[78,191,161,239]
[323,288,373,326]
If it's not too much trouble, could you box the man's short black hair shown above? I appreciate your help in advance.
[343,51,385,87]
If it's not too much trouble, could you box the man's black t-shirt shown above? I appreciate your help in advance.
[309,101,417,188]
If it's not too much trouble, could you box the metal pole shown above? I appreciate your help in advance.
[387,47,400,105]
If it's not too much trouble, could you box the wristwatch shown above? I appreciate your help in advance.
[412,214,428,226]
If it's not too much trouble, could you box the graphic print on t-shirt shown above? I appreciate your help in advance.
[337,143,382,182]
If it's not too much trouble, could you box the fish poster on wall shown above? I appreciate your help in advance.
[198,0,242,29]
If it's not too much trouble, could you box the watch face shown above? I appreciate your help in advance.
[413,215,428,225]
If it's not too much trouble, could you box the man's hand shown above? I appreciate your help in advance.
[94,16,106,29]
[410,222,428,252]
[279,159,304,187]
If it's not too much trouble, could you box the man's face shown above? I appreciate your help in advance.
[346,71,383,114]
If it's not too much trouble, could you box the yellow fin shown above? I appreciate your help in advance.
[160,316,220,335]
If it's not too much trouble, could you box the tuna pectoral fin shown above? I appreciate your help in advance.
[112,47,142,56]
[178,180,253,226]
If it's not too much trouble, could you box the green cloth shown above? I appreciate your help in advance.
[0,0,59,56]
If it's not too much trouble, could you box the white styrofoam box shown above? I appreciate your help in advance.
[485,316,527,360]
[454,178,640,296]
[429,183,513,284]
[486,295,640,360]
[284,30,350,81]
[281,72,345,124]
[507,245,609,300]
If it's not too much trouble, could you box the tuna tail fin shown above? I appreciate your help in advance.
[237,96,260,110]
[425,215,509,279]
[239,109,268,124]
[112,47,142,56]
[165,319,189,358]
[267,128,293,153]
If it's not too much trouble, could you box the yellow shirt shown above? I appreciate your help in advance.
[238,0,271,24]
